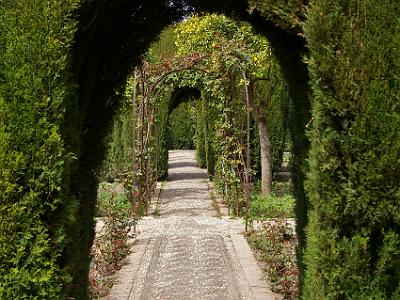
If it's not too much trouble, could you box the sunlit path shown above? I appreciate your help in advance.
[107,150,275,300]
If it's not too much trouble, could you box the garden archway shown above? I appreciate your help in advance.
[68,2,310,297]
[169,87,201,114]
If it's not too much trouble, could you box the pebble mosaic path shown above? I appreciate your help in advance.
[106,150,276,300]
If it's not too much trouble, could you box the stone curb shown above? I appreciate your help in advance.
[209,182,278,299]
[208,181,229,216]
[230,232,278,300]
[104,237,150,300]
[104,182,164,299]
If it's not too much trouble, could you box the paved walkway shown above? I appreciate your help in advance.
[106,150,276,300]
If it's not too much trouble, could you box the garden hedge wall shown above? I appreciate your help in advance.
[100,103,134,181]
[0,1,78,298]
[166,101,196,151]
[0,0,186,298]
[303,1,400,298]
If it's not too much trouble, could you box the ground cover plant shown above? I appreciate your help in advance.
[89,183,135,298]
[249,194,295,221]
[246,221,299,300]
[246,180,298,299]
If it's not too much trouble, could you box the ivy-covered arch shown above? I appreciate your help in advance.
[1,0,399,299]
[169,87,201,114]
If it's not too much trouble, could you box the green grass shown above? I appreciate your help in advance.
[249,194,295,221]
[96,182,130,217]
[210,189,222,218]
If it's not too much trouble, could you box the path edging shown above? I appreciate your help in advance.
[104,237,150,300]
[230,231,279,300]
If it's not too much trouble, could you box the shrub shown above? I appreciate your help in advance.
[249,194,295,221]
[166,101,196,150]
[89,183,135,298]
[246,221,299,299]
[100,105,134,181]
[96,183,130,217]
[0,1,78,298]
[195,98,215,174]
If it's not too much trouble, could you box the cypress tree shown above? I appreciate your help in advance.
[303,1,400,298]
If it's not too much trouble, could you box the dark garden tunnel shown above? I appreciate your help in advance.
[169,87,201,114]
[1,0,399,299]
[70,3,311,296]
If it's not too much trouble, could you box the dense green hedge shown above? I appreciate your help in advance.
[155,101,170,181]
[247,1,312,285]
[303,1,400,298]
[195,98,216,174]
[100,102,134,181]
[166,101,196,150]
[0,1,78,298]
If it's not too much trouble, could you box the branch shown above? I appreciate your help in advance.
[262,79,279,107]
[148,66,208,102]
[152,66,208,90]
[251,70,279,108]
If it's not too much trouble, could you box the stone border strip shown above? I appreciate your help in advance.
[208,181,229,216]
[230,232,279,300]
[105,180,164,300]
[209,180,278,299]
[104,237,150,300]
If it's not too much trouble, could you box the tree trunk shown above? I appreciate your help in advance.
[257,118,272,196]
[244,76,273,197]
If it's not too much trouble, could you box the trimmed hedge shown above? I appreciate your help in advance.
[0,1,78,298]
[67,2,185,298]
[100,102,134,181]
[166,101,196,150]
[246,2,312,286]
[303,1,400,298]
[195,98,216,174]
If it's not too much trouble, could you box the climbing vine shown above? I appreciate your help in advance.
[174,14,289,215]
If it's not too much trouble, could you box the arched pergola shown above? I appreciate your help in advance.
[69,4,310,292]
[169,87,202,114]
